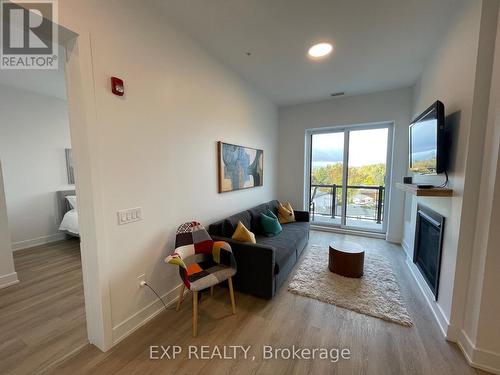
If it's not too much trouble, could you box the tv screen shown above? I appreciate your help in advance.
[409,101,445,175]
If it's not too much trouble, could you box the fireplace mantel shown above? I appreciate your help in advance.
[396,183,453,197]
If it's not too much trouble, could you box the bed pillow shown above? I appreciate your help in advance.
[66,195,77,210]
[260,212,282,237]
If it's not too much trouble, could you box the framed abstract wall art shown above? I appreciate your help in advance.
[65,148,75,184]
[217,141,263,193]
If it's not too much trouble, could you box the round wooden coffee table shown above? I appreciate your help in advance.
[329,241,365,278]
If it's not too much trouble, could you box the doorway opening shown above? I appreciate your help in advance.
[306,123,393,233]
[0,42,91,372]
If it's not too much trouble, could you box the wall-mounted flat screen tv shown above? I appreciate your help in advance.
[409,100,446,175]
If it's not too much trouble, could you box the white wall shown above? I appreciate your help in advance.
[402,0,483,325]
[402,0,500,372]
[0,160,17,289]
[461,2,500,369]
[475,157,500,356]
[475,5,500,353]
[278,87,413,243]
[58,0,278,345]
[0,84,72,250]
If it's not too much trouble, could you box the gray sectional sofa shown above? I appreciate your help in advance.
[208,200,310,299]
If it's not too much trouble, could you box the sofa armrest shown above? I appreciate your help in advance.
[212,235,276,299]
[294,210,310,222]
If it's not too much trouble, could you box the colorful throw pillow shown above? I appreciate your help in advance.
[260,212,282,237]
[231,221,256,243]
[278,202,295,224]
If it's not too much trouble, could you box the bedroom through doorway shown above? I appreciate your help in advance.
[0,45,87,374]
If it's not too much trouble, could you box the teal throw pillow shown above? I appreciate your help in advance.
[266,209,278,220]
[260,212,282,237]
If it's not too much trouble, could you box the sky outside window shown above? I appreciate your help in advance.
[312,128,388,168]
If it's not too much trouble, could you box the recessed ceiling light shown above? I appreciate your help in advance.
[308,43,333,58]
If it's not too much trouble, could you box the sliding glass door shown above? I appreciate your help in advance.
[308,124,391,233]
[310,131,345,226]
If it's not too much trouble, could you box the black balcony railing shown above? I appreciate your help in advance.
[310,184,385,224]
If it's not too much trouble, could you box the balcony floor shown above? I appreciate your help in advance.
[311,214,384,232]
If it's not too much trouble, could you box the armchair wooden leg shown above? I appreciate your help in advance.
[176,284,185,311]
[210,286,214,296]
[228,277,236,315]
[193,291,198,337]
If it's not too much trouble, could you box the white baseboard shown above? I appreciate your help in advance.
[456,329,500,374]
[0,272,19,289]
[401,239,411,257]
[310,225,386,239]
[385,236,401,244]
[401,239,408,252]
[112,283,185,345]
[404,254,452,338]
[403,241,500,373]
[39,342,89,375]
[12,232,67,251]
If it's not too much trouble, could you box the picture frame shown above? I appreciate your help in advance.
[65,148,75,185]
[217,141,263,193]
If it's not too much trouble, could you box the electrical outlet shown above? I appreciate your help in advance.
[137,273,146,288]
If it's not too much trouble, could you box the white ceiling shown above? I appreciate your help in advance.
[0,45,66,100]
[0,68,66,99]
[157,0,460,106]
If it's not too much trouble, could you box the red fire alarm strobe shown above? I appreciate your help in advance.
[111,77,124,96]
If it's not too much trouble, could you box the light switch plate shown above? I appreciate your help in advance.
[117,207,142,225]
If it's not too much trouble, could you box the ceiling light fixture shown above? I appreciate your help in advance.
[308,42,333,59]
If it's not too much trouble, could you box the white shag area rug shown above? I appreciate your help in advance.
[288,245,413,327]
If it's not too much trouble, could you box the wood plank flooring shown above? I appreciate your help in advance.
[0,239,87,375]
[47,231,486,375]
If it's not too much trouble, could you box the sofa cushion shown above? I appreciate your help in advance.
[208,220,224,236]
[267,200,280,215]
[256,221,309,274]
[286,221,309,257]
[222,211,252,237]
[275,247,299,291]
[248,203,269,234]
[256,233,294,275]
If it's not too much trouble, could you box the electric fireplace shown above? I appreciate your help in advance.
[413,204,445,300]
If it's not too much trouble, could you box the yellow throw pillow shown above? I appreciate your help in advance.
[231,221,256,243]
[278,202,295,224]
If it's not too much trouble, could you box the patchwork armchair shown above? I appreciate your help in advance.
[165,221,237,337]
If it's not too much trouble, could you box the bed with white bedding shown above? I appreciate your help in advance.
[59,207,79,236]
[58,190,79,237]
